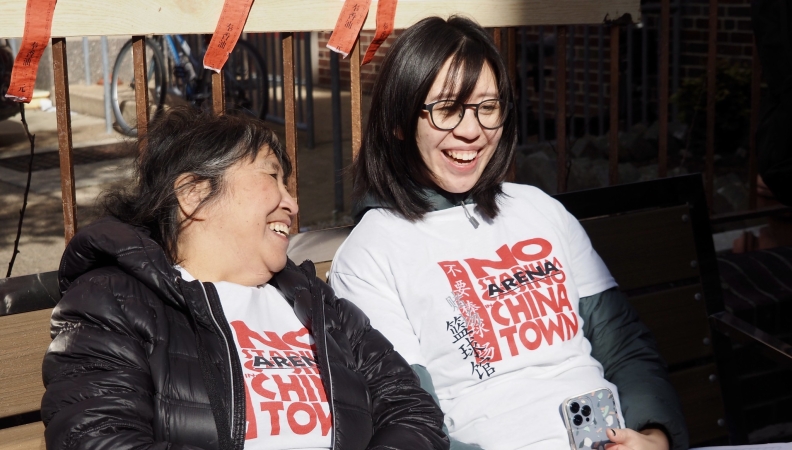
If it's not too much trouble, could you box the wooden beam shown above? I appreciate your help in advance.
[350,38,363,160]
[132,36,150,138]
[556,26,567,194]
[212,70,226,115]
[52,38,77,245]
[609,24,620,186]
[282,33,300,234]
[0,1,641,37]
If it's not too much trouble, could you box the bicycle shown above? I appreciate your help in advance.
[111,34,268,137]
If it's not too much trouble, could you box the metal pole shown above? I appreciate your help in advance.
[330,51,344,213]
[538,26,546,142]
[296,33,304,124]
[9,38,20,57]
[303,32,315,149]
[598,25,605,136]
[672,0,682,123]
[519,27,528,145]
[659,0,671,178]
[609,25,620,186]
[706,0,718,207]
[568,25,575,139]
[749,42,761,210]
[82,37,91,85]
[556,26,568,193]
[584,26,590,135]
[642,20,648,124]
[101,36,112,134]
[626,23,633,129]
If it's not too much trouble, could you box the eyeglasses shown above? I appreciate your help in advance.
[422,99,511,131]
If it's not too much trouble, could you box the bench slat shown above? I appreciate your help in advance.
[630,285,713,367]
[581,205,700,291]
[0,422,45,450]
[670,363,728,445]
[0,309,53,418]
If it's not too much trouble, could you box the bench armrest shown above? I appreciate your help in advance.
[709,311,792,369]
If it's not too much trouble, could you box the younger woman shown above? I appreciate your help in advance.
[330,16,687,450]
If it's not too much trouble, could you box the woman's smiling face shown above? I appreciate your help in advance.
[415,58,503,194]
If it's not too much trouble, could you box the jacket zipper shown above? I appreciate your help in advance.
[197,281,237,445]
[310,282,337,450]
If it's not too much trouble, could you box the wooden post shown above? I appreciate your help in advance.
[350,37,363,160]
[282,33,300,234]
[705,0,718,208]
[212,71,226,115]
[749,42,761,210]
[658,0,670,178]
[132,36,150,137]
[609,24,620,186]
[52,38,77,245]
[556,27,567,193]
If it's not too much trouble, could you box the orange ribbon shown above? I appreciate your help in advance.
[326,0,372,58]
[203,0,256,72]
[361,0,397,65]
[5,0,58,103]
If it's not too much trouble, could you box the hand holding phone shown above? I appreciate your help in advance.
[560,388,623,450]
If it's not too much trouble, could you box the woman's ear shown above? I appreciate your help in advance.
[394,127,404,140]
[174,174,211,221]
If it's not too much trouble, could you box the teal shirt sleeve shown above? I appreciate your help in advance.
[412,365,484,450]
[580,288,689,450]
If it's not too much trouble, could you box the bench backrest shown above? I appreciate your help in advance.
[0,174,730,447]
[287,174,731,446]
[555,174,730,446]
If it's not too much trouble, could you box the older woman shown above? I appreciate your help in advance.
[41,107,448,450]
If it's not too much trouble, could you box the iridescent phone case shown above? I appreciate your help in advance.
[560,388,623,450]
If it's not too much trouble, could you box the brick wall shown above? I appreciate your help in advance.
[315,30,402,94]
[312,0,755,132]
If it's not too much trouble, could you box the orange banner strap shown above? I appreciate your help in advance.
[361,0,397,65]
[203,0,256,73]
[326,0,372,58]
[5,0,58,103]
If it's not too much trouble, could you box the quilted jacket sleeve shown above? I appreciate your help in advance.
[329,294,449,450]
[283,259,447,450]
[41,269,205,450]
[580,288,689,450]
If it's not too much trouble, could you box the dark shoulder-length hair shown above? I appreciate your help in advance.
[103,106,290,263]
[353,15,517,221]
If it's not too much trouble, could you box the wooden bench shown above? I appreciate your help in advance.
[4,176,791,448]
[290,173,792,447]
[0,271,59,450]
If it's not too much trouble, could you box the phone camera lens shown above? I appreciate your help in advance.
[570,402,580,413]
[581,405,592,417]
[573,414,583,426]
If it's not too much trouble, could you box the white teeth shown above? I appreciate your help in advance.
[445,150,477,161]
[268,222,290,236]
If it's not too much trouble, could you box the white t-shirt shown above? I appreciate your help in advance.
[329,183,621,450]
[178,269,332,450]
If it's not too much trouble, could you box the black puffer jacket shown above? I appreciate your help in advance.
[41,217,448,450]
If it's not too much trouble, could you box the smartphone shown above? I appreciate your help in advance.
[560,388,623,450]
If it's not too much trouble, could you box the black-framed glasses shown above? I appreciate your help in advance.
[422,99,511,131]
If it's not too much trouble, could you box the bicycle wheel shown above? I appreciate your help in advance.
[111,37,167,137]
[222,39,268,119]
